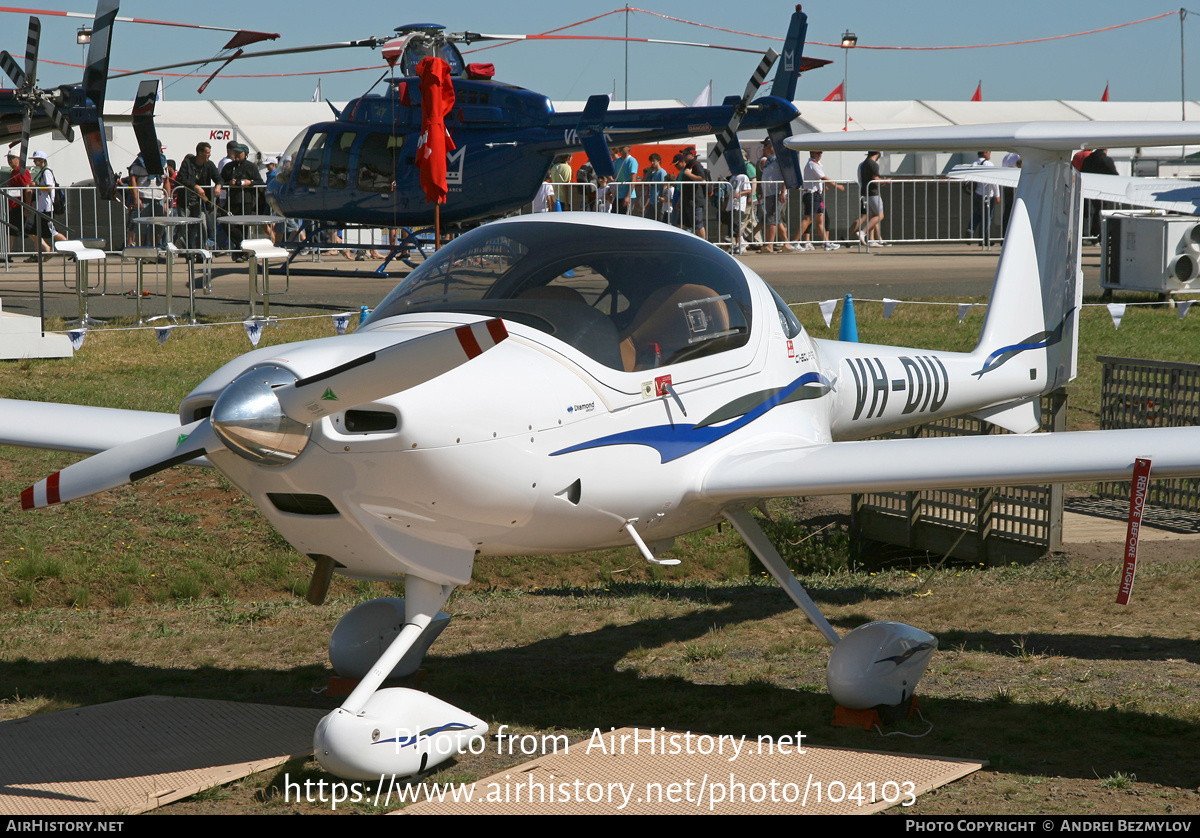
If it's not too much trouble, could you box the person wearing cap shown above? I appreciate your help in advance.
[677,145,708,239]
[222,143,264,254]
[128,143,169,246]
[27,150,66,255]
[4,151,32,260]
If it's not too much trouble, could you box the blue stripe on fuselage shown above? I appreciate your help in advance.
[551,372,824,464]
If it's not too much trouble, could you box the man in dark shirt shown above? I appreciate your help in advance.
[678,145,708,239]
[221,143,264,253]
[1081,148,1118,237]
[176,141,222,248]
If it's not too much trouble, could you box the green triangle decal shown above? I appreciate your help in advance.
[321,388,339,402]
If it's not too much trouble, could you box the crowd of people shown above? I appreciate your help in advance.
[533,142,899,253]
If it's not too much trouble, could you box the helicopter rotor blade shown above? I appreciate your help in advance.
[274,319,509,423]
[20,418,218,510]
[23,16,39,90]
[130,79,162,174]
[0,50,26,89]
[109,37,388,80]
[74,0,119,199]
[40,98,74,143]
[708,47,778,170]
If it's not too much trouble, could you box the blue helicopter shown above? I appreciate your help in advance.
[259,6,819,227]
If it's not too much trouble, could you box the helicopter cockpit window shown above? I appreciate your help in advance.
[357,134,401,193]
[297,132,327,188]
[278,130,306,183]
[364,221,752,372]
[328,132,357,190]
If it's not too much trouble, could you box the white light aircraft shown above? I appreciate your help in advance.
[5,121,1200,781]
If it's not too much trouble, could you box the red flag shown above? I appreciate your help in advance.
[824,82,844,102]
[416,56,457,205]
[1101,83,1110,102]
[970,83,982,102]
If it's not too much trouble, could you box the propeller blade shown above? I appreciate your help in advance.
[275,319,509,423]
[21,418,217,510]
[708,48,778,170]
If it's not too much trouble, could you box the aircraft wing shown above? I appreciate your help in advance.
[0,398,204,460]
[701,426,1200,502]
[948,164,1200,216]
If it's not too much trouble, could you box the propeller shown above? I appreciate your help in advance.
[707,47,778,173]
[20,320,509,510]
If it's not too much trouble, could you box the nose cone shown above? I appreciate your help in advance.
[211,365,311,466]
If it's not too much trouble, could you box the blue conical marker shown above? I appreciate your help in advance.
[839,293,859,342]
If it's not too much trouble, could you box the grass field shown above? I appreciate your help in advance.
[0,302,1197,815]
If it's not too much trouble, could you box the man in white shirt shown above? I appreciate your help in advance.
[798,150,844,251]
[28,150,66,254]
[969,150,999,246]
[725,170,751,254]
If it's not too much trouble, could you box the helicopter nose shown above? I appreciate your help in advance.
[211,365,312,467]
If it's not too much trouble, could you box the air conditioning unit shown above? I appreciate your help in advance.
[1101,211,1200,295]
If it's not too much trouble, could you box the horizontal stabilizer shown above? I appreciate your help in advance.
[786,122,1200,154]
[949,164,1200,217]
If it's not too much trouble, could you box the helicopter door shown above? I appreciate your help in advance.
[327,131,357,191]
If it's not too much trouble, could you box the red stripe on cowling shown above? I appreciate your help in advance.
[47,471,60,506]
[456,324,483,359]
[485,318,508,345]
[20,485,34,511]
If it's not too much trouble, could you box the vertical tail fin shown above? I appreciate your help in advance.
[767,7,808,190]
[973,151,1083,392]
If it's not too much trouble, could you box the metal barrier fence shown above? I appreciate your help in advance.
[524,177,1133,251]
[850,391,1067,565]
[4,176,1129,266]
[525,177,1018,249]
[3,184,391,266]
[1096,355,1200,512]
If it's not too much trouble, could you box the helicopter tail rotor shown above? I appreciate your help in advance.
[707,47,778,174]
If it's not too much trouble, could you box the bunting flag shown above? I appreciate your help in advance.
[691,81,712,108]
[244,319,264,346]
[970,83,982,102]
[1101,83,1110,102]
[67,329,86,351]
[155,326,173,345]
[1178,300,1193,320]
[882,298,901,319]
[957,303,974,323]
[1107,302,1126,329]
[333,312,352,335]
[818,299,838,328]
[824,82,844,102]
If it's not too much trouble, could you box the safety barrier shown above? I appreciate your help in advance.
[522,176,1134,251]
[1096,356,1200,514]
[850,391,1067,565]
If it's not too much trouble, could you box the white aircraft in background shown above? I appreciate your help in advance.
[4,121,1200,781]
